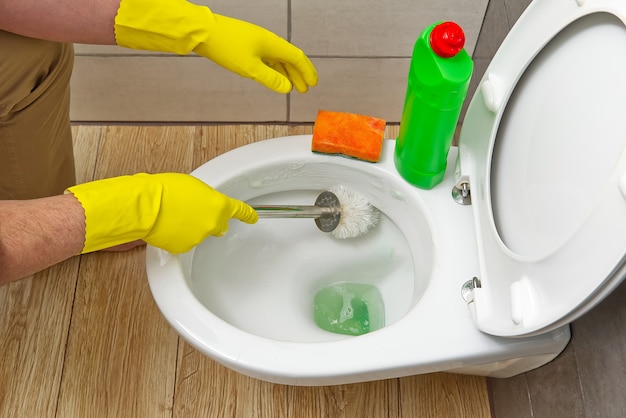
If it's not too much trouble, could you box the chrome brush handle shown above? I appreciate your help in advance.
[254,205,327,218]
[253,191,341,232]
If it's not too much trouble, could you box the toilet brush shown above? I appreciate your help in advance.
[253,185,380,239]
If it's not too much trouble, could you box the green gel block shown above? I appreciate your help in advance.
[313,282,385,336]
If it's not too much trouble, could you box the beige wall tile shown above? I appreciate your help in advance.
[70,56,286,122]
[69,1,488,122]
[292,0,489,57]
[197,0,289,37]
[289,58,409,123]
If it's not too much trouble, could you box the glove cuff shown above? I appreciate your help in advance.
[66,174,161,254]
[114,0,215,55]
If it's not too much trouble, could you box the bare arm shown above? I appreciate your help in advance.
[0,194,86,285]
[0,0,120,44]
[0,173,259,284]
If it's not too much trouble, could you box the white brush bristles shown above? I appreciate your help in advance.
[329,185,380,239]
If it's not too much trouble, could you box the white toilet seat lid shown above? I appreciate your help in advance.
[458,0,626,337]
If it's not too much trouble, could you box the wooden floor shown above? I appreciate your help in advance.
[0,125,491,418]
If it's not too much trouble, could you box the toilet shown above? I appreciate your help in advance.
[146,0,626,385]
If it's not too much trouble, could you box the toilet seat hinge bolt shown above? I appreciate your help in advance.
[461,277,481,303]
[452,181,472,205]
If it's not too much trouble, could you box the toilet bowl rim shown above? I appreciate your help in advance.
[145,137,486,378]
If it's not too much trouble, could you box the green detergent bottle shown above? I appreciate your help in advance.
[395,21,473,189]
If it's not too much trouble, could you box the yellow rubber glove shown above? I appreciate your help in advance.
[114,0,318,94]
[65,173,258,254]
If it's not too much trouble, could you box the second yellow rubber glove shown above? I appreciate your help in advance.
[66,173,258,254]
[114,0,318,94]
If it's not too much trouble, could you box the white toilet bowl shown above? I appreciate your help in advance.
[146,136,570,385]
[146,0,626,385]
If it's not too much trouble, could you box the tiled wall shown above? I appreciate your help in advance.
[70,0,489,122]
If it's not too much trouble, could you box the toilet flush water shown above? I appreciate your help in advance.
[188,189,415,343]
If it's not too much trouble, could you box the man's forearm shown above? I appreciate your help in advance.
[0,194,86,284]
[0,0,120,44]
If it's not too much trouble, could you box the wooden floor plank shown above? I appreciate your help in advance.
[56,250,178,417]
[95,125,197,177]
[0,257,80,418]
[56,126,196,417]
[173,343,287,418]
[193,124,291,169]
[400,373,491,418]
[71,125,103,183]
[289,380,399,418]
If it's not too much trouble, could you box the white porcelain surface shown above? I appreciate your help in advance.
[190,189,419,342]
[146,136,569,385]
[457,0,626,337]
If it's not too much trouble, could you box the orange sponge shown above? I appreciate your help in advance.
[311,110,386,163]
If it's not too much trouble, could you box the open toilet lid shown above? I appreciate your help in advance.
[457,0,626,337]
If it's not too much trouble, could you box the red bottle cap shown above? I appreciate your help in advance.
[430,21,466,58]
